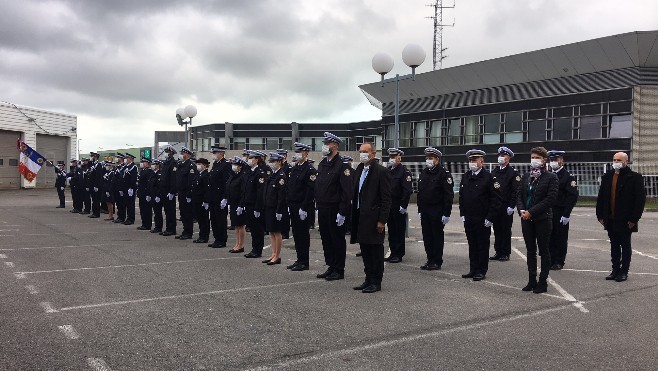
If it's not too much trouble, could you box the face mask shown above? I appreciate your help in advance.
[105,166,111,171]
[123,159,128,165]
[321,145,331,156]
[425,159,435,169]
[549,161,560,170]
[139,163,145,168]
[359,153,370,164]
[292,154,302,162]
[530,158,543,169]
[196,165,203,172]
[388,159,396,167]
[215,154,222,161]
[247,159,256,167]
[268,163,277,171]
[497,156,506,165]
[469,162,479,171]
[231,165,239,172]
[151,165,157,170]
[612,162,623,171]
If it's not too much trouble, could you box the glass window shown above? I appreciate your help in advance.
[464,116,479,144]
[429,120,442,146]
[232,138,246,150]
[527,120,546,142]
[281,139,292,151]
[9,159,19,166]
[505,132,523,143]
[399,122,412,147]
[484,114,499,133]
[609,101,631,114]
[266,138,279,150]
[581,104,601,115]
[447,118,461,145]
[609,115,632,138]
[579,116,602,139]
[248,137,264,150]
[415,122,427,147]
[553,118,572,140]
[313,138,324,151]
[528,109,547,120]
[504,112,522,132]
[553,107,573,118]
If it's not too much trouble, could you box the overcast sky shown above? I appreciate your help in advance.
[1,0,657,153]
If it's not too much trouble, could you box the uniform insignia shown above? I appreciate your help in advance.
[344,169,351,176]
[515,175,521,181]
[258,177,265,184]
[447,178,453,185]
[570,180,577,187]
[173,167,177,171]
[279,178,285,185]
[494,182,501,189]
[310,174,316,181]
[190,169,195,174]
[406,176,412,182]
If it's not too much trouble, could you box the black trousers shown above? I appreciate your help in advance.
[387,204,406,258]
[178,195,193,237]
[420,209,445,266]
[194,202,210,240]
[360,243,385,286]
[282,210,290,238]
[71,187,82,211]
[91,188,101,216]
[152,200,163,230]
[209,203,228,244]
[116,191,126,221]
[521,218,552,281]
[138,196,152,228]
[125,194,136,223]
[607,222,633,273]
[318,206,347,272]
[163,196,177,233]
[56,187,65,207]
[549,209,569,265]
[309,206,316,228]
[464,219,491,275]
[492,212,513,256]
[245,205,265,255]
[82,189,91,212]
[290,205,311,264]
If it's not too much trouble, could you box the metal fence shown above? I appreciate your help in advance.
[404,162,658,198]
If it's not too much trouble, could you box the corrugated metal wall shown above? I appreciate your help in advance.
[632,86,658,167]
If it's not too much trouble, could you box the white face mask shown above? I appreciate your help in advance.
[321,145,331,156]
[268,162,277,171]
[123,159,128,165]
[388,158,396,167]
[105,166,112,171]
[359,153,370,164]
[497,156,506,165]
[151,165,157,170]
[139,163,145,168]
[612,162,623,170]
[247,158,256,167]
[469,162,479,171]
[425,159,435,169]
[196,165,203,172]
[530,158,544,169]
[231,165,240,172]
[292,153,303,162]
[549,161,560,170]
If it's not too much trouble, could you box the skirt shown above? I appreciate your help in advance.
[264,207,283,233]
[229,205,247,227]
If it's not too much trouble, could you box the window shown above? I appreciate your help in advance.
[429,120,442,146]
[447,118,461,145]
[231,138,246,150]
[581,104,601,115]
[528,109,547,120]
[0,159,3,166]
[266,138,279,150]
[414,121,427,147]
[483,114,500,144]
[579,116,602,139]
[464,116,479,144]
[312,137,324,151]
[527,120,546,141]
[9,159,19,166]
[383,125,395,150]
[609,115,632,138]
[609,101,631,114]
[504,112,523,143]
[552,118,572,140]
[553,107,573,118]
[281,139,292,151]
[248,137,264,150]
[399,122,412,147]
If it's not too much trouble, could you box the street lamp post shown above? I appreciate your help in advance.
[372,43,426,149]
[176,105,198,149]
[77,138,82,160]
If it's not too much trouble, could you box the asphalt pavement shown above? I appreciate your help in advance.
[1,188,657,370]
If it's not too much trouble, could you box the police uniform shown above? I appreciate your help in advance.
[315,132,353,280]
[459,150,502,281]
[137,158,154,230]
[101,162,115,220]
[417,147,454,270]
[122,154,138,225]
[113,154,127,223]
[226,157,248,230]
[159,147,178,236]
[55,162,67,208]
[385,148,412,262]
[176,147,196,239]
[193,158,211,243]
[264,153,287,233]
[148,160,163,232]
[239,150,268,257]
[81,158,92,214]
[207,147,231,248]
[491,146,521,261]
[88,152,104,218]
[287,143,317,271]
[67,160,83,212]
[547,150,579,269]
[277,149,292,239]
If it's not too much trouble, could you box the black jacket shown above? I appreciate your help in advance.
[417,164,454,216]
[264,168,287,213]
[552,167,579,217]
[192,169,209,203]
[137,167,154,198]
[102,170,115,201]
[350,162,392,245]
[148,170,161,199]
[55,168,67,188]
[226,168,247,207]
[207,158,231,203]
[596,166,645,233]
[287,161,316,211]
[239,164,268,211]
[175,159,196,197]
[123,163,138,192]
[459,168,502,222]
[315,153,353,216]
[159,156,177,196]
[491,165,521,213]
[67,166,82,189]
[516,171,559,222]
[389,164,413,210]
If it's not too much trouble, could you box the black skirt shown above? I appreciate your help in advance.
[265,207,283,233]
[229,206,247,227]
[101,189,114,203]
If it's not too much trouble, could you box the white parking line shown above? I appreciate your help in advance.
[0,231,99,237]
[0,243,124,251]
[5,261,15,268]
[0,229,19,232]
[633,249,658,260]
[40,302,59,313]
[87,358,112,371]
[561,268,658,276]
[0,253,8,259]
[57,325,80,340]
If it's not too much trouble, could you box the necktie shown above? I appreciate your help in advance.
[358,167,369,209]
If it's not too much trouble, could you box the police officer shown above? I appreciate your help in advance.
[80,158,92,214]
[54,161,67,208]
[490,146,521,262]
[160,146,178,236]
[113,153,127,223]
[136,158,154,230]
[101,160,116,221]
[263,152,288,264]
[88,151,104,218]
[342,155,355,238]
[385,148,412,263]
[239,150,269,258]
[547,150,579,270]
[417,147,454,271]
[276,149,292,239]
[315,132,353,281]
[67,159,83,213]
[176,147,196,240]
[207,146,231,248]
[193,158,211,243]
[122,153,138,225]
[149,159,164,233]
[286,142,317,271]
[459,150,502,281]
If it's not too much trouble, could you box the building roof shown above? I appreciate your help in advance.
[359,30,658,109]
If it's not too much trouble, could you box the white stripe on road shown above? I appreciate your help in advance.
[5,261,15,268]
[14,272,25,279]
[512,247,589,313]
[633,249,658,260]
[0,231,99,237]
[58,325,80,340]
[25,285,39,294]
[0,229,19,232]
[40,302,59,313]
[245,303,572,371]
[87,358,112,371]
[561,268,658,276]
[60,279,324,311]
[0,253,7,259]
[0,243,124,251]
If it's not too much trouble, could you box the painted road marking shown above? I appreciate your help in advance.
[40,302,59,313]
[58,325,80,340]
[0,253,7,259]
[0,243,124,251]
[5,261,15,268]
[87,358,112,371]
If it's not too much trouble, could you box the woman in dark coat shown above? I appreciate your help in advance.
[262,153,287,265]
[227,157,248,253]
[101,161,116,221]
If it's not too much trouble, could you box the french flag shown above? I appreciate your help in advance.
[17,140,47,183]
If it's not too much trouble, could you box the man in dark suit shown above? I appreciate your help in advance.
[207,146,231,248]
[547,150,579,270]
[350,143,392,293]
[596,152,646,282]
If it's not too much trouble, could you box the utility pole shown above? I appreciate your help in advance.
[427,0,455,70]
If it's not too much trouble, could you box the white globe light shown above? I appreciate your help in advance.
[184,105,197,118]
[176,107,187,119]
[402,43,426,68]
[372,52,394,75]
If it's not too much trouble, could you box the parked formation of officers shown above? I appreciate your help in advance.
[55,132,646,294]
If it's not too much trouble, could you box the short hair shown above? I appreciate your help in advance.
[360,142,376,152]
[530,146,548,159]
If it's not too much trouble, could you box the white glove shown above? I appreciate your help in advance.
[336,213,345,226]
[276,213,283,221]
[560,216,570,225]
[287,207,290,214]
[506,207,514,216]
[299,209,308,220]
[93,187,98,192]
[484,219,493,228]
[442,216,450,225]
[418,213,422,220]
[254,211,261,218]
[399,206,407,214]
[186,197,191,203]
[128,188,134,197]
[203,202,209,210]
[85,187,90,192]
[155,196,161,203]
[220,199,228,209]
[145,196,152,202]
[60,187,65,191]
[66,177,71,181]
[105,192,110,197]
[236,207,244,215]
[228,205,231,213]
[167,193,174,201]
[461,216,466,222]
[119,190,124,196]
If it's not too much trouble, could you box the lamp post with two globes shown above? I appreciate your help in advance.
[176,105,198,148]
[371,43,426,149]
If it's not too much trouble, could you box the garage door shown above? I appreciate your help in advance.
[0,130,21,189]
[36,134,69,189]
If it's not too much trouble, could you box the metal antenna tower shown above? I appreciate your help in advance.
[426,0,455,70]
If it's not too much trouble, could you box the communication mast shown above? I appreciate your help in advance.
[427,0,455,70]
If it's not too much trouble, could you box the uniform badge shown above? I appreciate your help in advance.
[190,169,195,174]
[406,175,412,182]
[570,180,577,187]
[173,167,177,171]
[515,175,521,181]
[279,178,285,185]
[494,182,501,189]
[344,169,351,176]
[447,178,453,185]
[310,174,316,181]
[259,177,265,184]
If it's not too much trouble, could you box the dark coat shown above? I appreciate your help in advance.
[459,168,502,222]
[516,171,559,222]
[175,159,196,198]
[55,167,67,188]
[417,164,454,216]
[159,156,177,196]
[287,161,316,211]
[263,167,287,213]
[389,164,413,209]
[123,163,138,191]
[350,162,392,245]
[315,153,353,216]
[596,166,646,233]
[192,169,209,203]
[491,165,521,213]
[552,167,579,217]
[137,167,154,198]
[226,168,247,207]
[207,158,231,203]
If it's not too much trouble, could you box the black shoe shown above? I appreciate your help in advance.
[193,239,208,243]
[161,231,175,236]
[425,263,441,271]
[420,261,430,270]
[70,209,79,213]
[353,282,369,290]
[150,229,162,233]
[383,256,391,262]
[210,242,226,248]
[179,235,191,240]
[244,252,261,258]
[229,248,244,253]
[361,284,381,293]
[290,264,309,271]
[473,273,486,281]
[56,205,65,208]
[136,226,150,230]
[88,215,100,218]
[550,263,563,270]
[615,273,628,282]
[82,211,91,215]
[286,262,299,269]
[267,258,281,265]
[522,279,537,292]
[325,271,344,281]
[175,235,182,239]
[605,270,620,280]
[533,281,548,294]
[316,268,332,279]
[498,255,510,261]
[462,271,475,279]
[112,219,124,223]
[123,221,134,225]
[388,256,402,263]
[489,254,501,261]
[262,258,273,263]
